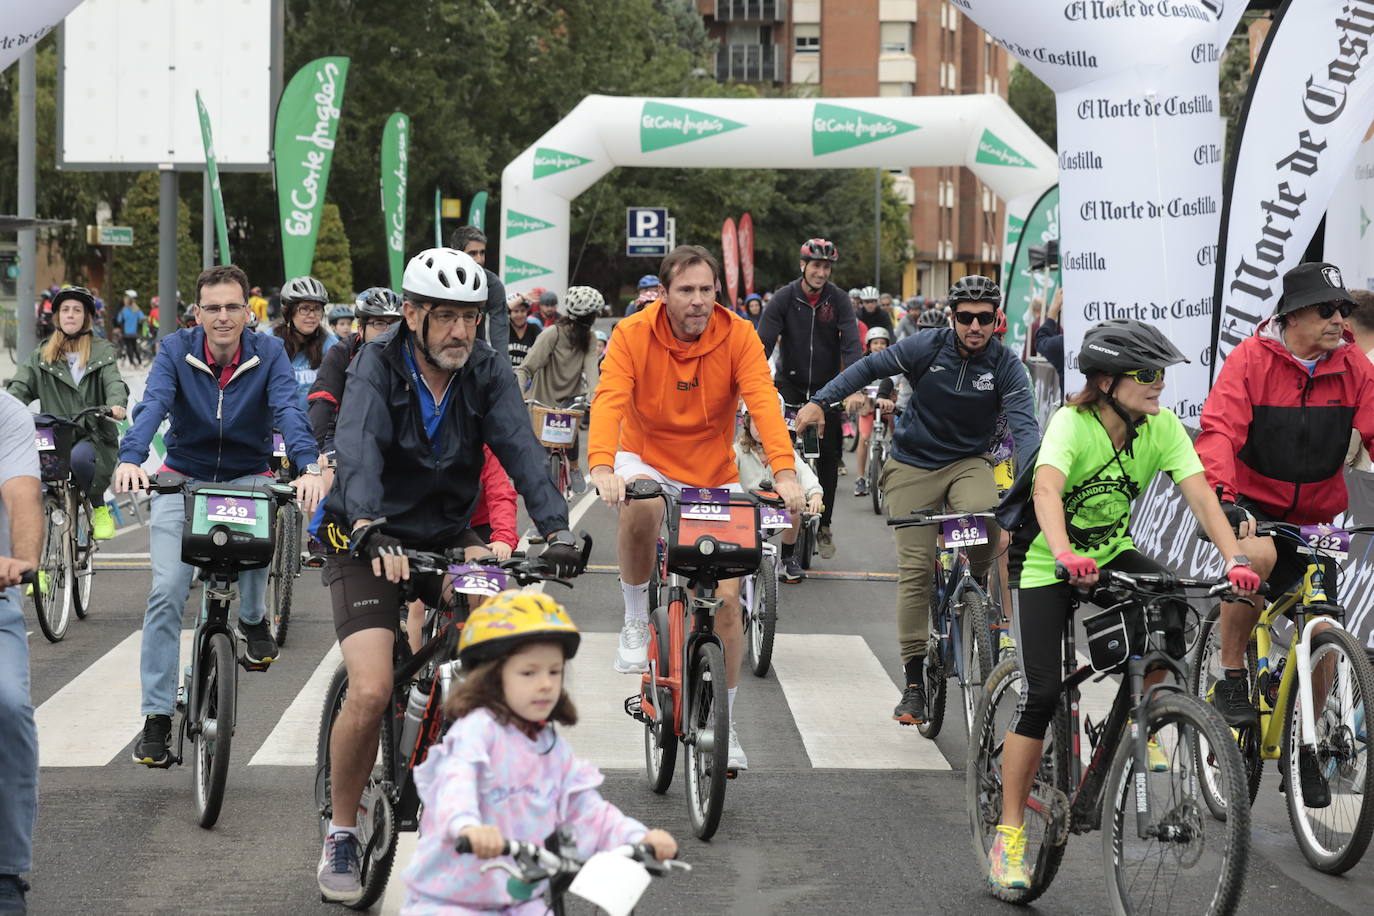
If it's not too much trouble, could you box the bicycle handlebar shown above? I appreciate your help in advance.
[621,477,781,509]
[1053,565,1268,603]
[350,517,592,586]
[142,469,296,503]
[34,405,114,428]
[453,836,690,879]
[886,510,996,528]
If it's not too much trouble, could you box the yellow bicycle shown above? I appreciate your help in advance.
[1190,520,1374,873]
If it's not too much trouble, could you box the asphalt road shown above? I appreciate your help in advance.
[22,459,1374,915]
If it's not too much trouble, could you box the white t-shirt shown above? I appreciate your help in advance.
[0,392,40,564]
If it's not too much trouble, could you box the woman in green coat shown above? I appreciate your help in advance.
[7,286,129,539]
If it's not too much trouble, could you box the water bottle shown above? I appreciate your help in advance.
[1265,657,1285,709]
[396,680,431,758]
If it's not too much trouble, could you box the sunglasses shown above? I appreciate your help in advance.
[1316,301,1353,320]
[953,310,997,326]
[1121,367,1165,385]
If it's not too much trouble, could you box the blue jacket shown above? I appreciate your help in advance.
[118,326,317,480]
[260,328,338,410]
[812,328,1041,472]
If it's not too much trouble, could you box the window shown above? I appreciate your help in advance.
[880,22,911,54]
[794,24,819,54]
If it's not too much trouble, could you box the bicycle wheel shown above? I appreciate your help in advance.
[71,493,94,619]
[193,632,238,828]
[268,503,299,647]
[960,588,994,735]
[315,663,399,908]
[1280,625,1374,874]
[747,555,777,677]
[967,658,1072,905]
[918,585,947,739]
[798,520,814,571]
[869,443,884,515]
[1188,604,1263,820]
[1103,693,1249,916]
[685,641,729,840]
[549,450,567,500]
[33,499,73,643]
[643,606,677,794]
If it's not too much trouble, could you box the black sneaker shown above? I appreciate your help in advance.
[893,684,927,725]
[782,555,805,583]
[0,875,29,914]
[1211,670,1257,729]
[239,618,278,667]
[1299,746,1332,808]
[132,714,173,767]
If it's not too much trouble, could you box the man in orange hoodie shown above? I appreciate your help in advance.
[590,245,803,772]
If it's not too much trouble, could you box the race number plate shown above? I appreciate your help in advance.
[864,383,879,398]
[541,411,577,445]
[204,495,258,526]
[447,564,510,596]
[1299,524,1352,561]
[272,432,286,457]
[567,851,652,916]
[34,429,56,451]
[760,507,793,530]
[682,487,731,521]
[942,515,990,548]
[989,430,1014,465]
[783,408,798,431]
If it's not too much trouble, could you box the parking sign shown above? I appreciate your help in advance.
[627,207,670,257]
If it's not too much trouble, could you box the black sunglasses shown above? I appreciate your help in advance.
[1316,301,1353,320]
[953,310,997,326]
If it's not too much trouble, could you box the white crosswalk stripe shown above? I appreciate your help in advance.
[249,641,342,766]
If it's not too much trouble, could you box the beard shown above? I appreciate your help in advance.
[431,340,471,370]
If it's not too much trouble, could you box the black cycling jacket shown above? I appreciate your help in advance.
[756,278,862,403]
[307,332,362,454]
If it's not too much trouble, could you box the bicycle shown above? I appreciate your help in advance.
[30,406,114,641]
[742,499,792,677]
[529,396,589,503]
[143,471,299,827]
[265,430,302,647]
[454,833,689,915]
[623,478,779,839]
[887,510,999,737]
[1189,520,1374,873]
[314,531,591,909]
[866,395,892,516]
[967,567,1252,914]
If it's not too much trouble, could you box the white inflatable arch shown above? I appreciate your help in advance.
[498,93,1057,298]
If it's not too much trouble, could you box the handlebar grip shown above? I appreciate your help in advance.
[453,835,513,855]
[17,571,34,585]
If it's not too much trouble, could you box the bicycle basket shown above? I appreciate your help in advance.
[530,405,582,449]
[181,483,278,571]
[666,490,761,579]
[33,424,75,483]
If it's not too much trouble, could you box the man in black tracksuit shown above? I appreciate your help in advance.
[756,238,862,558]
[450,226,511,366]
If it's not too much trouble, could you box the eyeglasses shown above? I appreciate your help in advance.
[294,304,325,315]
[198,303,246,316]
[953,310,997,326]
[1121,367,1165,385]
[1316,301,1353,320]
[362,317,399,332]
[426,309,480,329]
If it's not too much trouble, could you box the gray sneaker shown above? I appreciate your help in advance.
[318,831,364,904]
[817,526,836,560]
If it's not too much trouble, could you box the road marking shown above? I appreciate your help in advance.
[380,833,418,915]
[36,629,194,767]
[249,642,342,766]
[563,633,646,769]
[771,634,950,770]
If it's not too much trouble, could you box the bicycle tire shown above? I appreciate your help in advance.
[1280,625,1374,874]
[643,606,677,794]
[685,641,729,840]
[1188,604,1263,820]
[193,632,237,828]
[798,520,814,571]
[33,500,72,643]
[960,589,993,735]
[918,585,946,739]
[747,555,778,677]
[269,503,299,647]
[549,450,567,502]
[869,442,883,516]
[71,492,94,619]
[1102,692,1249,916]
[315,663,400,908]
[967,657,1072,905]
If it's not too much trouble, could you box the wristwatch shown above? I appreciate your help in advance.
[304,463,322,477]
[1230,555,1251,567]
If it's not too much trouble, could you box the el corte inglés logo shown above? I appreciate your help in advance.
[504,255,552,282]
[975,129,1034,168]
[505,210,554,238]
[811,103,919,155]
[640,101,744,152]
[533,147,592,179]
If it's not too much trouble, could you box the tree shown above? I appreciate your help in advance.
[111,172,201,308]
[312,202,354,300]
[1218,26,1251,162]
[1007,64,1055,151]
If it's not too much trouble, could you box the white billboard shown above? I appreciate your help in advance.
[58,0,271,169]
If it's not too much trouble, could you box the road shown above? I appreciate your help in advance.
[23,460,1374,915]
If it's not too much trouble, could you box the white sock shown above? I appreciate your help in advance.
[621,579,649,624]
[328,822,358,839]
[728,686,738,721]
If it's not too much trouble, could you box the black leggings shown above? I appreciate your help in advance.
[1008,549,1167,740]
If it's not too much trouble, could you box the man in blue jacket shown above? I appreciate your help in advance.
[114,264,326,768]
[794,275,1040,727]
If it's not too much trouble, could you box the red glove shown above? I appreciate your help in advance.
[1226,562,1261,593]
[1055,550,1098,580]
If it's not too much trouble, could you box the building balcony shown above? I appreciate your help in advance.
[716,43,782,82]
[714,0,787,22]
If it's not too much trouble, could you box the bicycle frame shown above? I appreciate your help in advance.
[932,546,993,687]
[173,571,242,764]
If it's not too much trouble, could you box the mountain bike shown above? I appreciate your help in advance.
[624,479,779,839]
[454,833,689,915]
[887,510,998,737]
[30,406,113,641]
[144,471,299,828]
[968,567,1251,914]
[529,396,588,503]
[265,431,302,647]
[1190,520,1374,873]
[314,531,591,909]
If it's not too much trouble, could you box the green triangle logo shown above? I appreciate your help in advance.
[975,129,1034,168]
[505,210,555,239]
[532,147,592,179]
[812,103,919,155]
[1363,205,1370,239]
[640,101,745,153]
[504,255,552,283]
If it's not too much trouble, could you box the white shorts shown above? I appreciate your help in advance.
[612,452,743,497]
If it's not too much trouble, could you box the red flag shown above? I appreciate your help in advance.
[737,212,755,297]
[721,217,740,308]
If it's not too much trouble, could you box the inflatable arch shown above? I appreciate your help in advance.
[498,93,1058,298]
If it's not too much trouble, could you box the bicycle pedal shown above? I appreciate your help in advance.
[239,657,273,673]
[302,553,326,569]
[623,694,648,724]
[726,767,740,780]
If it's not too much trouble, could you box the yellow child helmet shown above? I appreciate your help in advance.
[458,590,580,667]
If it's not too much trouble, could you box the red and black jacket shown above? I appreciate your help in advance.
[1197,319,1374,524]
[306,333,363,454]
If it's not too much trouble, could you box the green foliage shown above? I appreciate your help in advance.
[110,172,201,306]
[313,202,354,300]
[1219,27,1252,163]
[1007,64,1056,152]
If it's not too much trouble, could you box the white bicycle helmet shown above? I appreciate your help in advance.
[865,326,891,346]
[561,286,604,320]
[401,248,486,306]
[280,275,328,306]
[859,285,879,301]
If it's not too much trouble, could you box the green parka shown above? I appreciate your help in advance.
[6,337,130,450]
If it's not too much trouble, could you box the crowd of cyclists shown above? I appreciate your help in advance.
[2,227,1374,912]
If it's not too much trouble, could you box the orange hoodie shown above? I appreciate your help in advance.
[590,301,795,487]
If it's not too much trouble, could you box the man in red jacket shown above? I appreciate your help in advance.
[1198,263,1374,755]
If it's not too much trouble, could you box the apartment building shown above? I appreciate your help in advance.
[700,0,1010,297]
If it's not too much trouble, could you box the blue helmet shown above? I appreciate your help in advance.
[638,274,661,290]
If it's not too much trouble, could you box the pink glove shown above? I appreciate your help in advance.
[1226,562,1261,593]
[1055,551,1098,580]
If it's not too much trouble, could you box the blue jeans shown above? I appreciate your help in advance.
[141,475,269,715]
[0,586,37,874]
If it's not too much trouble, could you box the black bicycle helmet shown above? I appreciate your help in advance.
[354,287,403,319]
[1078,319,1190,374]
[51,286,98,318]
[947,275,1003,306]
